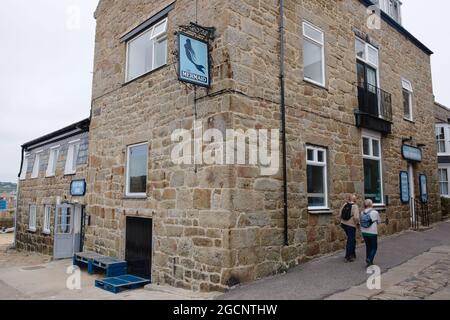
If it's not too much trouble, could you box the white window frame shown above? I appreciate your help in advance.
[65,139,81,175]
[126,142,149,198]
[29,205,37,232]
[362,132,385,206]
[303,21,326,87]
[125,18,168,82]
[436,124,450,156]
[46,145,60,177]
[43,205,52,234]
[402,79,414,121]
[306,145,329,210]
[31,150,43,179]
[439,167,450,198]
[20,154,30,180]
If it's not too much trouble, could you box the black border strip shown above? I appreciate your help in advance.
[119,2,175,43]
[359,0,433,55]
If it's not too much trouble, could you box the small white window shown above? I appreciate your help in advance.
[126,143,148,197]
[439,168,449,197]
[402,79,413,121]
[20,154,29,180]
[31,151,43,179]
[43,205,52,234]
[436,125,450,155]
[65,141,80,175]
[29,205,37,232]
[126,18,168,82]
[46,146,60,177]
[303,22,325,87]
[306,146,328,210]
[356,38,379,68]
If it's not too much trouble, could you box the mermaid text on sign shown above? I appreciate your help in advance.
[178,33,210,87]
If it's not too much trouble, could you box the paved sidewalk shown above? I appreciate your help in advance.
[220,221,450,300]
[327,246,450,300]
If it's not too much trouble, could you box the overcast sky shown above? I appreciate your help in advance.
[0,0,449,183]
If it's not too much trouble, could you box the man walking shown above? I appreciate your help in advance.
[340,194,360,263]
[360,199,381,267]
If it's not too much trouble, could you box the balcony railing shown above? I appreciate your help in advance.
[357,82,393,122]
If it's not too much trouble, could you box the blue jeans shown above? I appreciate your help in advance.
[341,224,356,259]
[363,235,378,264]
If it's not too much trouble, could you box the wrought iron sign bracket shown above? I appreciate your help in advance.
[178,22,216,41]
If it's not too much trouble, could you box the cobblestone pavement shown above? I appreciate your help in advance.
[371,250,450,300]
[0,234,50,268]
[328,246,450,300]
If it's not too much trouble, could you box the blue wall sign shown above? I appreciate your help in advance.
[419,174,429,204]
[402,145,422,162]
[178,33,210,87]
[0,200,7,211]
[70,180,86,197]
[399,171,410,204]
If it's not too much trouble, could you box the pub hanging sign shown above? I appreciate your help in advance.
[402,145,422,163]
[178,33,211,88]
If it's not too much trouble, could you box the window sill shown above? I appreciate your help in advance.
[123,196,148,200]
[403,118,415,124]
[28,229,37,233]
[46,175,56,178]
[303,78,328,91]
[42,231,51,236]
[123,64,167,87]
[64,173,77,177]
[308,209,333,215]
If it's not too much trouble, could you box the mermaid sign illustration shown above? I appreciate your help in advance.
[178,33,210,87]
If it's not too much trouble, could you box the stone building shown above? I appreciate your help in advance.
[15,119,90,257]
[435,101,450,216]
[85,0,440,292]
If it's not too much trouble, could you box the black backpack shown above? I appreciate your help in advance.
[341,203,353,221]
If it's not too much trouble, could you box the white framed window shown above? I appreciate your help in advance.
[46,146,60,177]
[402,79,413,121]
[126,18,168,82]
[439,168,449,197]
[362,133,384,205]
[43,205,52,234]
[29,205,37,232]
[377,0,402,24]
[356,38,379,69]
[436,125,450,155]
[31,151,43,179]
[126,143,148,197]
[65,140,81,175]
[20,154,29,180]
[306,145,328,210]
[303,21,325,87]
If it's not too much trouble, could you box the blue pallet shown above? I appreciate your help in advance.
[74,252,128,277]
[95,275,151,294]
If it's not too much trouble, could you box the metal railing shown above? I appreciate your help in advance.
[357,82,393,122]
[411,198,431,230]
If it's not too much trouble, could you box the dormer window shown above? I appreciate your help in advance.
[376,0,402,24]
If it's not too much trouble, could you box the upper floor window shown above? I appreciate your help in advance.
[376,0,402,24]
[65,140,81,175]
[46,146,60,177]
[402,79,413,121]
[20,154,29,180]
[436,125,450,155]
[306,145,328,210]
[126,18,168,82]
[126,143,148,197]
[31,151,43,179]
[303,22,325,87]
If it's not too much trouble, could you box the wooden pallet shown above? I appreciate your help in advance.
[95,275,151,294]
[74,252,128,277]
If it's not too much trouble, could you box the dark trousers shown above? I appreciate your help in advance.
[363,235,378,264]
[341,224,356,259]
